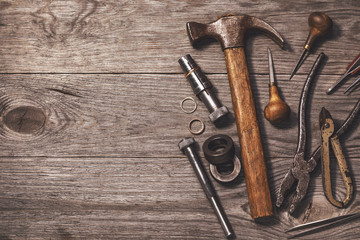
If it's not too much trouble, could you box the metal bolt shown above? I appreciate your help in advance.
[178,55,229,123]
[178,137,235,239]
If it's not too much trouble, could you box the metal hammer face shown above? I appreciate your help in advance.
[186,14,284,220]
[187,14,284,50]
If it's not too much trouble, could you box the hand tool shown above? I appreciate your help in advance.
[264,48,291,124]
[180,97,197,114]
[286,212,360,239]
[178,137,235,239]
[344,76,360,94]
[276,74,360,214]
[188,118,205,135]
[327,54,360,94]
[289,12,332,80]
[202,134,241,183]
[186,14,284,219]
[179,54,229,123]
[276,53,325,214]
[319,107,353,207]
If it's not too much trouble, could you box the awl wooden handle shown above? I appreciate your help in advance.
[224,47,273,219]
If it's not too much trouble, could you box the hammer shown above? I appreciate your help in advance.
[186,14,284,219]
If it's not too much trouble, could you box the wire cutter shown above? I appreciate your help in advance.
[319,107,353,208]
[276,52,360,214]
[327,53,360,94]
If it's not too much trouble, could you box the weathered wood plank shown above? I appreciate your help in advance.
[0,74,358,157]
[0,0,358,73]
[0,1,359,239]
[0,157,359,239]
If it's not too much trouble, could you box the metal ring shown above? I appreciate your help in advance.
[210,155,241,183]
[180,97,197,114]
[184,67,200,78]
[202,134,235,165]
[188,118,205,135]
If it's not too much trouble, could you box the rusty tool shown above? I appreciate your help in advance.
[276,53,324,213]
[327,54,360,94]
[264,48,291,124]
[276,56,360,213]
[319,107,353,207]
[286,212,360,239]
[186,14,284,219]
[289,12,332,80]
[178,137,235,239]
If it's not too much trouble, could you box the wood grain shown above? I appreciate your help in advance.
[1,156,359,239]
[0,0,359,239]
[0,0,357,74]
[225,47,273,219]
[0,74,357,158]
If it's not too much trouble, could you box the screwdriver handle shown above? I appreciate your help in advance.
[346,54,360,70]
[264,83,291,124]
[304,12,332,50]
[350,65,360,76]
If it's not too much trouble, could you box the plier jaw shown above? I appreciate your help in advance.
[319,107,333,133]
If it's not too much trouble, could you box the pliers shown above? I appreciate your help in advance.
[319,108,353,208]
[276,52,360,214]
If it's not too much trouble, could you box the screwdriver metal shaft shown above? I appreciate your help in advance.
[344,76,360,94]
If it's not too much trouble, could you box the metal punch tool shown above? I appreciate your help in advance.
[327,53,360,94]
[276,52,360,214]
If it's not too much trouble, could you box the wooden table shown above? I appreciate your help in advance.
[0,0,359,239]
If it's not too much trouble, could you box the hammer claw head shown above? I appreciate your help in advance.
[186,15,284,50]
[251,17,284,49]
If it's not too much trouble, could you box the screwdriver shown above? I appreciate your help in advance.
[264,48,290,124]
[327,54,360,94]
[344,76,360,94]
[289,12,332,80]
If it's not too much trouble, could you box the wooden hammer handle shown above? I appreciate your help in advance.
[224,47,273,219]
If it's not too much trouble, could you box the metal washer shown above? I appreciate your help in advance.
[180,97,197,114]
[188,118,205,135]
[209,156,241,183]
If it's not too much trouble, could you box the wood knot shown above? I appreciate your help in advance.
[4,106,46,134]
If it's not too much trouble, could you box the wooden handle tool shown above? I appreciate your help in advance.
[186,14,284,219]
[264,48,290,124]
[289,12,332,80]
